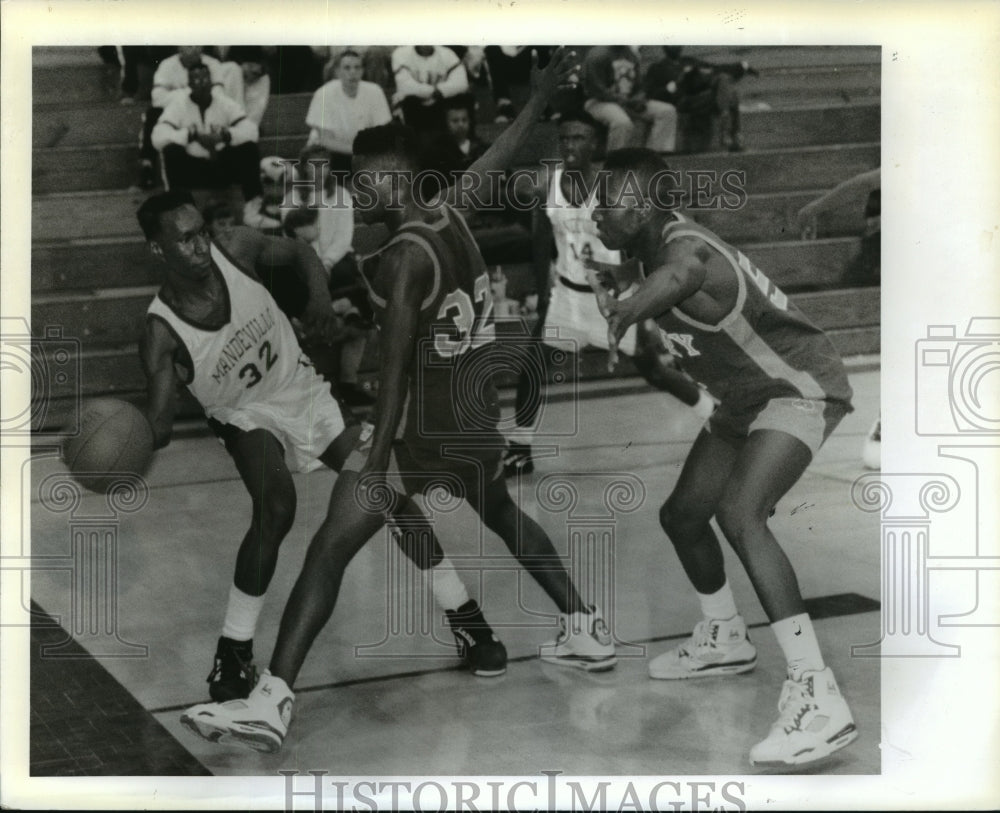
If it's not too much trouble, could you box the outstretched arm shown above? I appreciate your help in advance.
[360,242,435,475]
[446,47,579,212]
[605,236,707,346]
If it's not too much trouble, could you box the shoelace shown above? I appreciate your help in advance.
[207,647,253,683]
[775,676,816,733]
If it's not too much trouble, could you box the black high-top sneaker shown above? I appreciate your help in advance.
[207,636,258,701]
[445,600,508,677]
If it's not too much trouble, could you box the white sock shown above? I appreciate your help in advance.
[696,580,739,621]
[507,425,535,446]
[772,613,825,679]
[429,557,470,611]
[221,584,265,641]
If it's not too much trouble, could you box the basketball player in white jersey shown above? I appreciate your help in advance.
[503,110,714,475]
[594,149,858,767]
[138,191,508,701]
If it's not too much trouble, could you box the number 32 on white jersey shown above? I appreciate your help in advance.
[434,271,496,358]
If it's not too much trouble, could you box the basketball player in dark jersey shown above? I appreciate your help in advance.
[592,148,858,767]
[181,48,616,754]
[138,191,507,704]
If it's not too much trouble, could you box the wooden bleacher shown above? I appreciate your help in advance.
[30,45,880,431]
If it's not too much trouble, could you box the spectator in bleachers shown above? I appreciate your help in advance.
[644,47,756,153]
[151,62,261,200]
[582,45,677,153]
[433,92,490,174]
[306,50,393,176]
[322,46,396,102]
[139,46,241,189]
[202,200,238,239]
[242,155,287,233]
[391,46,469,132]
[226,46,272,126]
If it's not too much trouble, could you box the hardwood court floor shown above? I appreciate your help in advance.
[28,369,881,776]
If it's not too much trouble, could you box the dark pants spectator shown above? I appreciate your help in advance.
[162,142,263,200]
[678,72,740,153]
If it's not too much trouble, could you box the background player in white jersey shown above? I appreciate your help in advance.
[138,191,507,700]
[593,149,858,767]
[503,110,714,476]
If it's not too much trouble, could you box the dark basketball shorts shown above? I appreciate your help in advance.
[707,396,852,456]
[342,430,504,506]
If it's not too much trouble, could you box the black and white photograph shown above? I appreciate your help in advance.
[1,1,998,810]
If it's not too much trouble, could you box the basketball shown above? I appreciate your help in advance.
[62,398,154,493]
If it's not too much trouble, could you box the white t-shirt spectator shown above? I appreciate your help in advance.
[391,46,468,107]
[151,88,258,159]
[305,79,392,155]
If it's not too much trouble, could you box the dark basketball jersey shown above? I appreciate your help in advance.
[359,204,503,458]
[651,214,854,408]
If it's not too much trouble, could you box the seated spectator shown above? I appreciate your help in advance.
[429,92,490,175]
[391,46,469,133]
[644,46,756,153]
[151,62,261,200]
[242,155,287,233]
[226,46,271,126]
[139,46,241,189]
[284,205,375,407]
[582,45,677,153]
[202,200,238,239]
[306,50,392,176]
[322,46,396,101]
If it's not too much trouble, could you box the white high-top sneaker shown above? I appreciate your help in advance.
[648,615,757,679]
[181,669,294,754]
[749,666,858,767]
[539,605,617,672]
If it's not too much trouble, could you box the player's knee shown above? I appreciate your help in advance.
[715,496,767,547]
[255,489,297,541]
[659,495,703,542]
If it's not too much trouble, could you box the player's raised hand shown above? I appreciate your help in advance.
[529,46,580,102]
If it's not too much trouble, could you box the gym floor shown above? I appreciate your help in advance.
[28,367,881,777]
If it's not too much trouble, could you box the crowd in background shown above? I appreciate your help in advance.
[95,44,757,404]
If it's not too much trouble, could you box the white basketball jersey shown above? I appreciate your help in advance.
[545,165,621,285]
[146,243,310,421]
